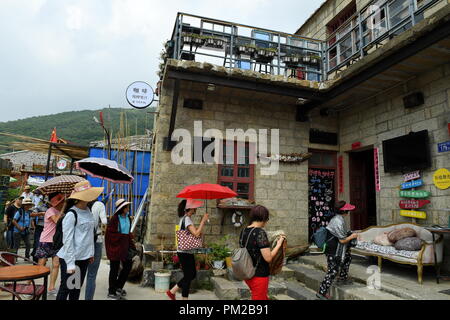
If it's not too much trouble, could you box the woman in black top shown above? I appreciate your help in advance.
[240,205,285,300]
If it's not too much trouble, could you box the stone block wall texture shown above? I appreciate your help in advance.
[145,80,312,249]
[296,0,448,41]
[337,62,450,269]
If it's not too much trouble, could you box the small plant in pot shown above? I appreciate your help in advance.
[209,242,230,269]
[302,55,311,63]
[310,54,321,65]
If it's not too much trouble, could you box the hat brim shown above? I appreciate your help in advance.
[340,204,356,211]
[115,201,132,214]
[69,187,104,202]
[50,196,66,207]
[186,200,204,209]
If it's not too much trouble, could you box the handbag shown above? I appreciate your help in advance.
[176,216,203,251]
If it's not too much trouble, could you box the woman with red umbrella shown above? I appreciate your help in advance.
[166,199,209,300]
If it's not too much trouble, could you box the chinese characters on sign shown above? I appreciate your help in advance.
[399,190,431,198]
[400,210,427,220]
[374,148,380,192]
[126,81,154,109]
[399,199,430,209]
[401,179,423,190]
[433,168,450,190]
[338,156,344,194]
[438,141,450,153]
[403,171,420,182]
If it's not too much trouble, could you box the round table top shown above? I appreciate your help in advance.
[0,265,50,281]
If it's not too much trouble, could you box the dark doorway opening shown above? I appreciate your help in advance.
[349,149,377,230]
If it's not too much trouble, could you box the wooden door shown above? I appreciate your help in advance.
[349,151,369,230]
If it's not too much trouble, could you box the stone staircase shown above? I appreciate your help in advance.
[211,259,403,300]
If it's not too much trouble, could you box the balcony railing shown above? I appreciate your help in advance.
[166,13,325,82]
[325,0,442,73]
[165,0,443,82]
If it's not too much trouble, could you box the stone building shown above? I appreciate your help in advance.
[145,0,450,265]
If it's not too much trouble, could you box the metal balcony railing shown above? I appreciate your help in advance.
[165,0,443,82]
[325,0,442,73]
[166,13,325,82]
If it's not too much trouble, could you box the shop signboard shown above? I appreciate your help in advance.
[403,171,420,182]
[374,148,380,192]
[401,179,423,190]
[433,168,450,190]
[399,199,430,209]
[338,156,344,194]
[438,141,450,153]
[400,210,427,220]
[126,81,154,109]
[399,190,430,198]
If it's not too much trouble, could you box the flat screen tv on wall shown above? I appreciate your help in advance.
[382,130,432,173]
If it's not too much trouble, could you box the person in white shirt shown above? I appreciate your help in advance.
[21,185,34,202]
[84,199,108,300]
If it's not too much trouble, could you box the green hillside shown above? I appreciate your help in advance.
[0,108,155,154]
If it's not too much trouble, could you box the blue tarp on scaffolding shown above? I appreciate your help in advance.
[87,147,151,217]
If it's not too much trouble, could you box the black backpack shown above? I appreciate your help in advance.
[53,209,78,251]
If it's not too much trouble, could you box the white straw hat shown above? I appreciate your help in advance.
[68,180,104,202]
[114,198,132,214]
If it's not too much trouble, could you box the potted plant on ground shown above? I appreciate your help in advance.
[209,241,231,269]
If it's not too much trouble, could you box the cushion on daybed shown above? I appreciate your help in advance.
[387,227,416,243]
[394,237,422,251]
[373,232,393,246]
[355,241,419,260]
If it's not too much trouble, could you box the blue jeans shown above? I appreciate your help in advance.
[85,241,103,300]
[6,229,14,249]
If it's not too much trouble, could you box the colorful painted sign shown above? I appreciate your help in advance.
[400,210,427,220]
[338,156,344,194]
[374,148,380,192]
[401,179,423,190]
[433,168,450,190]
[352,142,361,150]
[438,141,450,153]
[399,199,430,209]
[399,190,431,198]
[403,171,420,182]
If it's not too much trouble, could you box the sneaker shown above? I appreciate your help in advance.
[48,289,58,296]
[116,288,127,297]
[166,290,176,300]
[316,292,331,300]
[107,293,122,300]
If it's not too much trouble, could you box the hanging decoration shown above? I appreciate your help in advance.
[259,152,312,164]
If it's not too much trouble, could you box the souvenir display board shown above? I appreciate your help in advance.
[308,168,336,239]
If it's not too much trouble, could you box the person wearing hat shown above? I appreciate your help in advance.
[56,180,103,301]
[12,197,34,258]
[30,194,49,263]
[21,185,34,202]
[316,201,360,300]
[166,199,209,301]
[105,198,136,300]
[36,193,65,295]
[4,197,22,249]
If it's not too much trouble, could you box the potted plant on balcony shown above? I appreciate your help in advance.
[302,54,311,64]
[254,47,277,63]
[310,54,321,65]
[204,36,225,49]
[182,33,205,47]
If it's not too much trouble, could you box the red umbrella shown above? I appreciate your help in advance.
[176,183,237,200]
[176,183,237,215]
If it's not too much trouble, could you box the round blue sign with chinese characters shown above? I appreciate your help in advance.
[126,81,154,109]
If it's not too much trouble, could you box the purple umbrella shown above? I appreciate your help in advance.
[75,157,134,184]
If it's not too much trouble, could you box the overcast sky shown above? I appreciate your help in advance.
[0,0,323,122]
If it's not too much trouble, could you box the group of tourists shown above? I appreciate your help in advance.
[166,199,358,301]
[3,181,136,300]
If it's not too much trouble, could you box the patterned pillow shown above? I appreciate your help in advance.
[373,232,393,246]
[387,228,417,243]
[394,237,423,251]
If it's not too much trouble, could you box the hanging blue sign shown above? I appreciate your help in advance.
[438,141,450,153]
[401,179,423,190]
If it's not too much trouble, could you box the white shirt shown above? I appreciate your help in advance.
[91,201,107,243]
[57,206,95,271]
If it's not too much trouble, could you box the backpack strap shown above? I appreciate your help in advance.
[66,209,78,227]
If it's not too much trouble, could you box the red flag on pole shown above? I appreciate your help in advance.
[50,128,57,143]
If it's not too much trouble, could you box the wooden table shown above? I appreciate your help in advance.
[0,265,50,300]
[425,227,450,284]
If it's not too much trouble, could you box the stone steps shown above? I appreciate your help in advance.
[211,277,287,300]
[279,263,402,300]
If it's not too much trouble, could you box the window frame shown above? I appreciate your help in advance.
[217,140,255,201]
